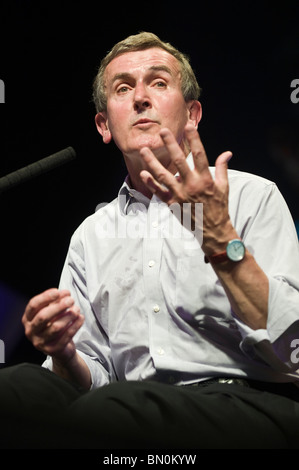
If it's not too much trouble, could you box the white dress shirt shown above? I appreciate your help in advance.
[43,155,299,389]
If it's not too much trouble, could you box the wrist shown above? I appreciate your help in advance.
[52,347,77,372]
[202,221,238,257]
[54,350,77,365]
[204,239,246,265]
[53,351,91,390]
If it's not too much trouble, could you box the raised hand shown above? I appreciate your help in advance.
[139,124,235,255]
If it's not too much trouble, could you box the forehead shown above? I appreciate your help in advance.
[104,47,181,82]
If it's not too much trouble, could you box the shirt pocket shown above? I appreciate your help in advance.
[175,255,234,326]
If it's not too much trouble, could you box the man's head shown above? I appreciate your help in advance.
[92,32,201,113]
[93,32,202,189]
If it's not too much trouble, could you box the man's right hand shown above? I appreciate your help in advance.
[22,288,84,365]
[22,288,91,389]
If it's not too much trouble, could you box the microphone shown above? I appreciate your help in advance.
[0,146,76,193]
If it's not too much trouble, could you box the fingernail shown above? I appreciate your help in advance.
[159,128,170,138]
[65,297,74,307]
[50,289,59,300]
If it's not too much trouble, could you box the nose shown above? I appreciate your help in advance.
[133,82,151,111]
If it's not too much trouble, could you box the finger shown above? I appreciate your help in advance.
[184,124,210,176]
[29,295,76,333]
[140,146,178,192]
[50,312,84,345]
[46,304,80,328]
[23,288,60,322]
[55,289,72,300]
[140,169,173,203]
[44,306,81,342]
[35,313,84,355]
[159,128,191,181]
[214,151,233,189]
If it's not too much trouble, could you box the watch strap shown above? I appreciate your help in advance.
[204,251,228,264]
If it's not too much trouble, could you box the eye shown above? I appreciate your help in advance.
[154,81,167,88]
[116,85,130,94]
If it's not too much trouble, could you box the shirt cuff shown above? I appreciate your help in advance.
[42,350,109,390]
[232,315,270,356]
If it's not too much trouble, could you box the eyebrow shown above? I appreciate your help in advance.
[148,65,173,75]
[110,65,174,86]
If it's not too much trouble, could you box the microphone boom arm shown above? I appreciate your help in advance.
[0,146,76,193]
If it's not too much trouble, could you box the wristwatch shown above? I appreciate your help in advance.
[205,239,246,264]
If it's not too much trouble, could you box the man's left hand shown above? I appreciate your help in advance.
[139,124,234,255]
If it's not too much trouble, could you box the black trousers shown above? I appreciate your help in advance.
[0,363,299,449]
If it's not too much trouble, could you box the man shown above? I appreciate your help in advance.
[2,32,299,449]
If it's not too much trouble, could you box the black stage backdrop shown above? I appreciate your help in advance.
[0,0,298,366]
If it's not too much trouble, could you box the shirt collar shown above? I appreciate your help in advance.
[118,176,151,215]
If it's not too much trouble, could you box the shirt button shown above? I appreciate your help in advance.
[153,305,160,313]
[148,260,155,267]
[152,221,158,228]
[156,347,165,356]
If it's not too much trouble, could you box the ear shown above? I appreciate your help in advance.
[95,112,112,144]
[187,100,202,129]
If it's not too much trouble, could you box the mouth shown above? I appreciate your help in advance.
[133,118,157,127]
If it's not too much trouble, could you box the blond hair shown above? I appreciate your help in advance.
[92,32,201,112]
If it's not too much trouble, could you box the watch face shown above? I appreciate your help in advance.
[226,239,245,262]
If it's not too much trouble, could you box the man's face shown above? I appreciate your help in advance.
[96,48,200,166]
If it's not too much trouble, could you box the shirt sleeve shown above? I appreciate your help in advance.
[42,222,116,389]
[231,180,299,373]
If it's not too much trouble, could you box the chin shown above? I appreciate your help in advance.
[137,134,162,150]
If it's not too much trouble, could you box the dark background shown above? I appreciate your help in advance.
[0,0,298,367]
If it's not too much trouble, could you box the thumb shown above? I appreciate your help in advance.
[214,151,232,188]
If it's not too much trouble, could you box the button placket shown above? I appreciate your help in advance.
[143,200,170,366]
